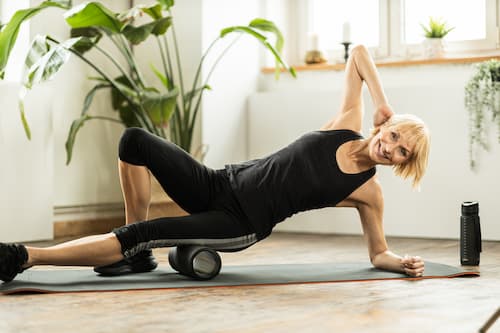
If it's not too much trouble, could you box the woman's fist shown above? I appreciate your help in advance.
[374,104,394,127]
[401,255,425,277]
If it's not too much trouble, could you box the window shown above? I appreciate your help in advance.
[396,0,497,54]
[275,0,498,65]
[403,0,486,44]
[309,0,381,50]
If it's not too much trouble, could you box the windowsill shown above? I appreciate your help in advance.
[262,51,500,74]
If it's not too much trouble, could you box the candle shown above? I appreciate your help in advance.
[342,22,351,43]
[309,33,319,50]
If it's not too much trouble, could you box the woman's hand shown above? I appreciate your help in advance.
[401,255,425,277]
[373,104,394,127]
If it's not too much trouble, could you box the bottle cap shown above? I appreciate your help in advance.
[462,201,479,215]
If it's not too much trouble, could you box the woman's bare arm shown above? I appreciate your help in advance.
[356,182,425,277]
[322,45,394,131]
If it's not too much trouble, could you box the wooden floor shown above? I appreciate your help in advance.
[1,233,499,333]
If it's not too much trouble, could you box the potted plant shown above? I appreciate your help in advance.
[0,0,296,164]
[420,17,454,58]
[465,59,500,169]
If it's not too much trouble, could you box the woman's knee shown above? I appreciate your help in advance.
[118,127,149,165]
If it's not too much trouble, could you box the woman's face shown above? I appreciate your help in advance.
[369,125,414,165]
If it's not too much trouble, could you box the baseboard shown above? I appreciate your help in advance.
[53,201,188,239]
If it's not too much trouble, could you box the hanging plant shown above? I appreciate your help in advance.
[464,59,500,169]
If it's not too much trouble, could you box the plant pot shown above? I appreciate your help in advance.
[423,38,445,58]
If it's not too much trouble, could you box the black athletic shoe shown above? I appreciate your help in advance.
[94,250,158,276]
[0,243,29,283]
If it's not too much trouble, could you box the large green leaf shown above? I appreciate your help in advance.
[184,84,211,104]
[70,27,103,53]
[150,63,170,89]
[65,83,112,164]
[118,3,163,22]
[151,16,172,36]
[107,75,142,127]
[119,104,142,128]
[142,88,179,126]
[24,35,50,71]
[123,17,171,44]
[141,4,163,20]
[158,0,175,11]
[220,25,296,78]
[25,37,82,89]
[65,114,91,165]
[0,1,71,79]
[249,18,284,52]
[109,75,140,109]
[249,18,285,79]
[18,88,32,140]
[64,2,124,33]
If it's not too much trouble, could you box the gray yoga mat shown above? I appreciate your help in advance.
[0,262,478,294]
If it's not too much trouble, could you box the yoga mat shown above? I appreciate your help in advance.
[0,262,479,295]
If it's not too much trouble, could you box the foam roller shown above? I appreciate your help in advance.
[168,245,222,280]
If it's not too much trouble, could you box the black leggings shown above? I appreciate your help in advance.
[113,128,258,258]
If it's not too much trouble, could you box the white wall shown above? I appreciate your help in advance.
[201,0,261,168]
[249,64,500,241]
[0,82,54,242]
[28,1,128,213]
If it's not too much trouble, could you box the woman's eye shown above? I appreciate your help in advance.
[391,132,398,141]
[400,148,407,157]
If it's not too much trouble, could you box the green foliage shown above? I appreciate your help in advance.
[420,17,454,38]
[464,60,500,169]
[0,1,295,164]
[0,0,72,79]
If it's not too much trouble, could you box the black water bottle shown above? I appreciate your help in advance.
[460,201,482,266]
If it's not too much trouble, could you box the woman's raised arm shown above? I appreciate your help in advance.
[322,45,394,131]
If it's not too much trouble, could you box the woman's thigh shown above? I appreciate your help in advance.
[118,128,221,214]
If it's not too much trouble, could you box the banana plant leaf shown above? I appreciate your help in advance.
[64,2,124,33]
[249,18,284,79]
[140,4,164,20]
[70,27,103,53]
[150,63,170,89]
[0,0,71,79]
[19,37,81,139]
[24,35,50,71]
[119,3,164,22]
[220,24,296,78]
[105,75,142,128]
[123,17,172,44]
[142,88,179,126]
[184,84,211,104]
[65,83,111,164]
[24,37,82,89]
[158,0,175,11]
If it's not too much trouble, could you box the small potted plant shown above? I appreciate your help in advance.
[420,17,454,58]
[465,59,500,169]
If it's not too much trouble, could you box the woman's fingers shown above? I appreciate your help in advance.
[404,266,425,277]
[401,255,425,277]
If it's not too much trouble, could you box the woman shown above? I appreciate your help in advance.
[0,45,429,283]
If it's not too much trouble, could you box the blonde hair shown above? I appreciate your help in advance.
[371,114,430,189]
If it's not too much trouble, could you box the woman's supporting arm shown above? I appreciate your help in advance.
[356,182,425,277]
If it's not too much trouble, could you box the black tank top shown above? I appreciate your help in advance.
[225,129,376,238]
